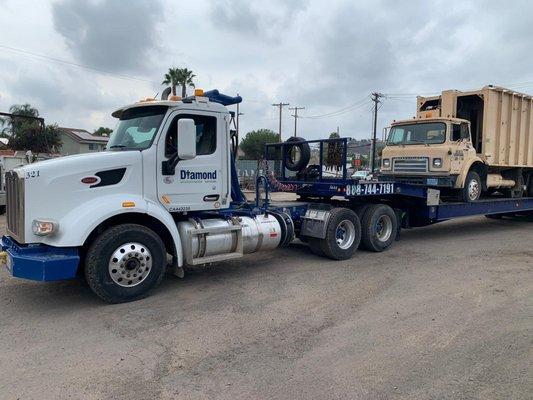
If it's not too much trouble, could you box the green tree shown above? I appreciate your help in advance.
[240,129,278,160]
[329,131,340,139]
[6,104,61,153]
[162,67,196,97]
[93,127,113,136]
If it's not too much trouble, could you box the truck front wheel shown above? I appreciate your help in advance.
[460,171,482,202]
[85,224,167,303]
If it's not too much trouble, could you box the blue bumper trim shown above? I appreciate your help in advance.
[1,236,80,281]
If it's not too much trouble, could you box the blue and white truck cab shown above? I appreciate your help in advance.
[1,90,294,302]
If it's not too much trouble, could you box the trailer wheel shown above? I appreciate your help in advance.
[319,208,361,260]
[85,224,166,303]
[360,204,398,252]
[460,171,482,202]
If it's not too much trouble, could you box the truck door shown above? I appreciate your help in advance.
[156,110,227,212]
[450,123,475,173]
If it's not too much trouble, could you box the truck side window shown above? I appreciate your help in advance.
[452,124,461,141]
[460,123,470,140]
[165,114,217,157]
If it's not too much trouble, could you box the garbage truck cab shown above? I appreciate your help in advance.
[380,86,533,201]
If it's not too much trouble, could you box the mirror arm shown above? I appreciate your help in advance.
[162,153,181,175]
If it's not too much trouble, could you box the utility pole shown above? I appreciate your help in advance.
[236,96,243,144]
[289,106,305,137]
[271,102,290,142]
[370,92,383,173]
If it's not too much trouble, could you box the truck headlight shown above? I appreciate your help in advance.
[382,158,391,168]
[32,220,58,236]
[433,158,443,168]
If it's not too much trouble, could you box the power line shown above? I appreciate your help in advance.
[299,96,370,119]
[271,102,290,142]
[0,44,159,85]
[289,106,305,137]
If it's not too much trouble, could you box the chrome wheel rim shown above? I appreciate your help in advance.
[108,242,152,287]
[335,219,356,250]
[468,179,480,200]
[376,215,393,242]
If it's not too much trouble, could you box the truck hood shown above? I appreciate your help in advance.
[15,150,144,243]
[18,151,140,175]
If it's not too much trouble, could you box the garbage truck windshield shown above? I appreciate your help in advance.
[107,105,168,150]
[387,122,446,145]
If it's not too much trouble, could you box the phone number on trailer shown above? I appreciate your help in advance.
[346,183,395,196]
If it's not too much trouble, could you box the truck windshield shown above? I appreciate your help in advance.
[387,122,446,145]
[107,105,168,151]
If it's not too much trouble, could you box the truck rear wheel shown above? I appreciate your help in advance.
[460,171,482,202]
[360,204,398,252]
[318,208,361,260]
[85,224,167,303]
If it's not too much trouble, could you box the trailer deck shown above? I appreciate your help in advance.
[262,138,533,228]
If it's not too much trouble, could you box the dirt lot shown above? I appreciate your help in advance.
[0,212,531,400]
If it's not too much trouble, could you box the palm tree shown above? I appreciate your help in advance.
[162,67,196,97]
[177,68,195,97]
[162,67,180,96]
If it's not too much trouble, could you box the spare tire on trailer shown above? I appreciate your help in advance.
[283,136,310,172]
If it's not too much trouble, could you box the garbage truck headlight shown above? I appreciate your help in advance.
[32,220,58,236]
[382,158,391,168]
[433,158,443,168]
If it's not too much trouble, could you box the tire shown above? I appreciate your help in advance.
[353,203,372,218]
[318,208,361,260]
[85,224,167,303]
[460,171,482,202]
[283,137,310,172]
[360,204,398,252]
[0,205,5,215]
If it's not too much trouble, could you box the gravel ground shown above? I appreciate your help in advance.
[0,212,531,400]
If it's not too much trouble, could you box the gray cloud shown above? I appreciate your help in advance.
[52,0,164,73]
[209,0,308,40]
[2,0,533,140]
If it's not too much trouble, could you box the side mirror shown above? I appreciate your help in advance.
[162,118,197,175]
[177,119,197,160]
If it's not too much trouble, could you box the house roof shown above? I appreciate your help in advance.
[58,127,109,144]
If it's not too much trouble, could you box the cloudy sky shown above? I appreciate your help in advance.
[1,0,532,141]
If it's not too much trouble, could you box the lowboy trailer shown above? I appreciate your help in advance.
[1,91,532,303]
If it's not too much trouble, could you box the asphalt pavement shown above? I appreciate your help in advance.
[0,214,531,399]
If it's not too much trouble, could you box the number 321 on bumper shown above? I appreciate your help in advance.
[346,183,395,196]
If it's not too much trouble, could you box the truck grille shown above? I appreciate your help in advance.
[392,157,428,173]
[5,171,25,243]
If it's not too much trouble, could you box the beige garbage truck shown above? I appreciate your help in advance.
[380,85,533,201]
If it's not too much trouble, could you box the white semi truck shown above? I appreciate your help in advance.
[2,89,532,303]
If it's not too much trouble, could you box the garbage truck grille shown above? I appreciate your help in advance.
[5,171,25,243]
[392,157,428,173]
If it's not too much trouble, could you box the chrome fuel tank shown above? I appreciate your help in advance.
[177,214,283,265]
